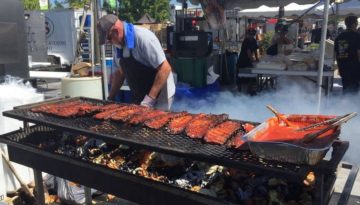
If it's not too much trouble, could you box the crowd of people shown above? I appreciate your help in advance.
[236,15,360,95]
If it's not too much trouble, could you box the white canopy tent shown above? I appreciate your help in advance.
[237,0,360,17]
[238,2,324,17]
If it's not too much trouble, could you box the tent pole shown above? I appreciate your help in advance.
[316,0,330,113]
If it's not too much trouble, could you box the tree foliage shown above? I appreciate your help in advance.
[66,0,88,8]
[117,0,170,23]
[23,0,40,10]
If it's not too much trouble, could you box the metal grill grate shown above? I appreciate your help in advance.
[2,97,324,180]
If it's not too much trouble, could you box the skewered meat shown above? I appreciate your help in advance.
[144,112,187,130]
[111,106,149,121]
[128,109,168,125]
[185,114,228,139]
[204,121,242,145]
[167,114,195,134]
[228,132,246,149]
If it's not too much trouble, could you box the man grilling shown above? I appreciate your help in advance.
[97,14,175,110]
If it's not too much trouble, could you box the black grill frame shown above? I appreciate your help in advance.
[0,126,227,205]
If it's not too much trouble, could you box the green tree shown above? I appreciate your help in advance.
[23,0,40,10]
[66,0,88,8]
[117,0,170,23]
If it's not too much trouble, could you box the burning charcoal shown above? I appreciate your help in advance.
[175,171,205,189]
[106,155,126,170]
[74,135,88,146]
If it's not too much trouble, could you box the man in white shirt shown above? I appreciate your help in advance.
[97,14,175,110]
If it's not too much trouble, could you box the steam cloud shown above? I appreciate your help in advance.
[173,77,360,165]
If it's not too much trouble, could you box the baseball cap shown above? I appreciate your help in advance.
[97,14,118,45]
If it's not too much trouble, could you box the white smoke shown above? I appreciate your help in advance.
[173,77,360,165]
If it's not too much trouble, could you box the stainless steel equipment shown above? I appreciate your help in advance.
[0,0,29,78]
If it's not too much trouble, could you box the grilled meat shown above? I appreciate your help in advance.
[111,106,149,121]
[30,100,82,113]
[144,112,187,130]
[77,103,120,115]
[243,123,256,133]
[93,105,129,120]
[48,103,95,117]
[228,132,246,149]
[128,109,168,125]
[167,114,195,134]
[185,114,229,139]
[204,120,242,145]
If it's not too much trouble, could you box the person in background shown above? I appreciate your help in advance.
[237,28,259,68]
[236,29,259,95]
[334,15,360,94]
[267,24,292,56]
[297,20,307,49]
[97,14,175,110]
[42,174,99,204]
[311,23,331,44]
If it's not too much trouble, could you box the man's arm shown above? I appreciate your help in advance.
[246,50,255,62]
[148,60,171,99]
[108,67,125,100]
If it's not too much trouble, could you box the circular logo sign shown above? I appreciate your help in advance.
[45,16,54,38]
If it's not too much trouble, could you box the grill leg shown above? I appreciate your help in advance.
[314,173,325,205]
[84,186,92,205]
[34,169,45,205]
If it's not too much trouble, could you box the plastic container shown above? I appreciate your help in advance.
[171,57,208,87]
[175,80,220,100]
[61,77,103,99]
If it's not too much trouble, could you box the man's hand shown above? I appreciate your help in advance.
[141,95,156,107]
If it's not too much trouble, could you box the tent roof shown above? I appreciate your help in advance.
[239,2,324,17]
[223,0,318,9]
[137,13,156,24]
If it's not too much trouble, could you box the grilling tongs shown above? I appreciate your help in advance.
[300,112,357,144]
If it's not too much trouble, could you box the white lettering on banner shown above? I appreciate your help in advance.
[47,41,67,51]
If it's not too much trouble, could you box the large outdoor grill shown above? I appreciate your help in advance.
[0,97,356,205]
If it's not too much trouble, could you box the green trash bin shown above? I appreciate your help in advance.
[171,57,208,88]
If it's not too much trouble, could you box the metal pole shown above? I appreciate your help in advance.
[91,0,95,77]
[316,0,330,113]
[335,3,339,36]
[96,0,109,99]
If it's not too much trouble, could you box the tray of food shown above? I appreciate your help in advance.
[242,112,356,165]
